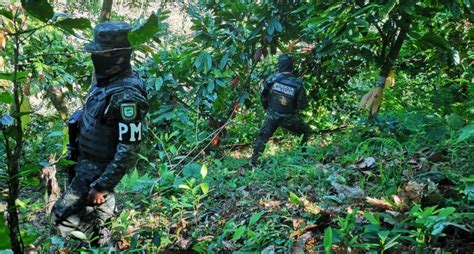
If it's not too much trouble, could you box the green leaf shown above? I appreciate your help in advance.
[437,207,455,217]
[182,163,202,179]
[200,182,209,194]
[154,77,163,91]
[274,20,283,32]
[418,31,450,50]
[288,191,303,206]
[200,164,208,179]
[0,9,13,20]
[323,227,333,253]
[69,230,87,240]
[0,72,27,82]
[383,234,401,251]
[0,215,11,249]
[232,226,246,241]
[21,0,54,22]
[204,52,212,71]
[19,163,40,177]
[178,184,191,190]
[152,230,161,247]
[457,124,474,143]
[218,53,230,70]
[248,211,264,227]
[0,92,13,104]
[55,18,91,33]
[19,98,30,130]
[128,13,160,47]
[364,211,380,226]
[56,159,75,166]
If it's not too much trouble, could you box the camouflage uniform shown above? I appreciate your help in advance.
[52,22,148,244]
[251,55,311,164]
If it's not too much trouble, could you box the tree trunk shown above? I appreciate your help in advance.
[369,16,410,119]
[377,16,410,88]
[99,0,113,23]
[6,32,24,254]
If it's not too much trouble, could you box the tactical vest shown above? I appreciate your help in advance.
[78,74,145,162]
[269,75,302,114]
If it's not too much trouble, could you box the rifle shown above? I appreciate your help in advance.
[66,110,82,183]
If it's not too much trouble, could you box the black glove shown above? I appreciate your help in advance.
[65,144,77,183]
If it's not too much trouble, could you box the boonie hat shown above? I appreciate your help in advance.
[84,21,132,54]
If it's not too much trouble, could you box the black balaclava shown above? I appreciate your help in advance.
[278,54,294,73]
[91,49,132,86]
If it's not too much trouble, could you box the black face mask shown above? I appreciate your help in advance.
[278,55,294,73]
[91,49,132,85]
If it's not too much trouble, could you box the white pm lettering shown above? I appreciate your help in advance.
[119,122,128,141]
[118,122,142,142]
[130,122,142,141]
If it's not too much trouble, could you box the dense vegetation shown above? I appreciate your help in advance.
[0,0,472,253]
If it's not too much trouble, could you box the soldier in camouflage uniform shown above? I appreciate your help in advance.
[251,54,311,165]
[52,22,149,246]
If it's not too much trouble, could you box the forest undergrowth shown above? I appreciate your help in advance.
[9,111,474,253]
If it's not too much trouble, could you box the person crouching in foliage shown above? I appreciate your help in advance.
[52,22,149,247]
[251,54,311,165]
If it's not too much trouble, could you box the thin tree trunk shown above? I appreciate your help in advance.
[99,0,113,23]
[377,16,410,88]
[369,16,410,119]
[6,32,24,254]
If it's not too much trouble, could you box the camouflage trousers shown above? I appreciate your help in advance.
[52,160,115,242]
[251,112,311,164]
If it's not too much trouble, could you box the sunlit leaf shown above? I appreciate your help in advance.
[142,44,154,54]
[55,17,91,33]
[21,0,54,22]
[19,97,31,130]
[232,226,246,241]
[0,31,6,50]
[288,191,303,206]
[248,211,264,226]
[323,227,333,253]
[363,211,380,226]
[128,12,161,47]
[70,230,88,240]
[179,184,191,190]
[452,50,461,65]
[200,183,209,194]
[385,70,395,87]
[200,164,207,179]
[457,124,474,143]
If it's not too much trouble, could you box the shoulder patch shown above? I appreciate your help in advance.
[120,103,137,121]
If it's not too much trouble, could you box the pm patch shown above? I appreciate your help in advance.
[120,103,137,121]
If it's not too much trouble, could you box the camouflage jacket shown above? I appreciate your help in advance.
[260,72,308,114]
[77,70,149,192]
